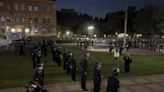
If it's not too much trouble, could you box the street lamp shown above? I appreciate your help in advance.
[66,31,70,35]
[123,0,128,48]
[87,25,94,37]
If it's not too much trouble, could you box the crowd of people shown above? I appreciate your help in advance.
[18,39,133,92]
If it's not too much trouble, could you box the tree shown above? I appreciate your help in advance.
[104,11,125,35]
[133,4,162,36]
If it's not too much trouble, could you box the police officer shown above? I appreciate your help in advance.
[31,45,37,68]
[62,48,68,70]
[123,53,132,73]
[93,63,102,92]
[66,53,71,74]
[69,53,77,81]
[56,47,62,66]
[41,40,47,56]
[106,68,120,92]
[32,65,44,92]
[19,43,25,56]
[52,46,57,64]
[52,47,62,66]
[80,53,90,91]
[35,48,42,67]
[33,63,45,87]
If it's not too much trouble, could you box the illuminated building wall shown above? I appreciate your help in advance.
[0,0,56,37]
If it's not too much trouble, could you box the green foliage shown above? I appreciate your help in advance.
[104,11,125,34]
[133,5,163,35]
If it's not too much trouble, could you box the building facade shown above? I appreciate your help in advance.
[0,0,56,37]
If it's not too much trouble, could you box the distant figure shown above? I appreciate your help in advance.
[33,63,45,88]
[113,49,120,66]
[126,44,129,52]
[19,43,25,56]
[80,53,90,91]
[69,53,77,81]
[62,48,68,70]
[109,45,113,54]
[35,48,42,67]
[31,45,37,68]
[123,53,132,73]
[66,53,71,74]
[106,69,120,92]
[93,63,103,92]
[119,46,123,56]
[52,47,62,66]
[41,40,47,56]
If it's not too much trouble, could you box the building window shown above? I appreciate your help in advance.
[34,18,39,32]
[28,6,32,11]
[6,17,11,22]
[16,16,22,24]
[29,17,33,24]
[47,18,51,32]
[34,6,38,12]
[47,6,50,12]
[0,16,6,22]
[0,2,4,7]
[14,3,19,11]
[42,18,46,32]
[20,4,25,11]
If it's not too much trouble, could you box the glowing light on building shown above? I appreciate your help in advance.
[11,28,16,33]
[25,28,30,33]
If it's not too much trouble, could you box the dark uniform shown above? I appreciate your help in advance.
[31,46,37,68]
[123,55,132,73]
[33,71,44,86]
[52,47,57,64]
[35,49,42,67]
[69,55,77,81]
[80,57,88,91]
[106,70,120,92]
[41,40,47,56]
[63,50,68,70]
[93,63,102,92]
[53,47,62,66]
[32,66,45,92]
[119,46,123,55]
[19,43,25,56]
[66,54,71,75]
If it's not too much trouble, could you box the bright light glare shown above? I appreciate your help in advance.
[87,26,94,30]
[66,31,70,35]
[11,28,16,33]
[25,28,30,33]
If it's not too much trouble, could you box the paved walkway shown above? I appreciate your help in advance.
[0,74,164,92]
[87,46,157,54]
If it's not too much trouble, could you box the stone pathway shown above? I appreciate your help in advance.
[1,74,164,92]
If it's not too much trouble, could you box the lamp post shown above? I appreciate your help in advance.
[123,0,128,48]
[87,25,94,38]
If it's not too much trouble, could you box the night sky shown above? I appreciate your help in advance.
[57,0,164,18]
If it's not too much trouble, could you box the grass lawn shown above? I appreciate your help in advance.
[0,45,164,89]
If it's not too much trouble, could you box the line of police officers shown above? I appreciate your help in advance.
[53,47,121,92]
[26,45,47,92]
[26,43,121,92]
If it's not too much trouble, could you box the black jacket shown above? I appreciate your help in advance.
[107,76,120,92]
